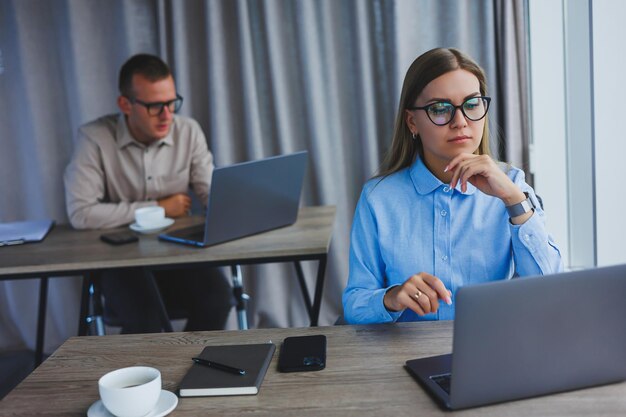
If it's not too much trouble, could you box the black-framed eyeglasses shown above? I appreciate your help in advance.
[408,96,491,126]
[127,94,183,116]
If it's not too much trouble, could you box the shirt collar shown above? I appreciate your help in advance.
[409,156,476,195]
[116,113,175,150]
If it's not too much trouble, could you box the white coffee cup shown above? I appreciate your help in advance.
[134,206,165,228]
[98,366,161,417]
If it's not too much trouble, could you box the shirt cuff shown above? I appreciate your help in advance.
[510,211,548,254]
[378,285,404,322]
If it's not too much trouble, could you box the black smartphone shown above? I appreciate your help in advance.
[278,334,326,372]
[100,231,139,245]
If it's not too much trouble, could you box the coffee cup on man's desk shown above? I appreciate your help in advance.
[134,206,165,229]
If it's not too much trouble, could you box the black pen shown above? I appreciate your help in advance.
[192,357,246,375]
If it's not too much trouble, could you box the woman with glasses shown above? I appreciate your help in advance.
[343,48,562,324]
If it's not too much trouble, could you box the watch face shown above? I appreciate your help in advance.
[507,193,535,218]
[524,192,536,210]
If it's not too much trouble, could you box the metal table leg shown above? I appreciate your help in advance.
[35,277,48,366]
[310,255,327,326]
[294,261,313,319]
[293,256,327,326]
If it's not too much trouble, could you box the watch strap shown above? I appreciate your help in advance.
[506,192,535,217]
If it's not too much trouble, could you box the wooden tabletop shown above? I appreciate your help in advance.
[0,206,336,278]
[2,321,624,416]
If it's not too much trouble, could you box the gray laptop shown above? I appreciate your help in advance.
[159,151,307,248]
[406,264,626,410]
[0,219,55,247]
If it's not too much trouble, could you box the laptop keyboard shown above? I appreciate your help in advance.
[168,225,204,241]
[186,230,205,241]
[430,373,452,394]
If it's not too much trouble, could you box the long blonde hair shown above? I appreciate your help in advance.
[378,48,491,177]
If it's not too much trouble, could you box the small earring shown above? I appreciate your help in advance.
[412,132,417,140]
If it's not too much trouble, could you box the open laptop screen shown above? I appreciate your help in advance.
[159,151,307,247]
[406,264,626,410]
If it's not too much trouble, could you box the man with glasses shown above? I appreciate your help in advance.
[64,54,232,334]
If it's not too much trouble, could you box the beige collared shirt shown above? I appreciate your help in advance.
[64,113,213,229]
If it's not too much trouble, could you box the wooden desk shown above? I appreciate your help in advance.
[2,321,624,416]
[0,206,335,365]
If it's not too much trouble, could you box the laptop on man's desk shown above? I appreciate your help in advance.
[159,151,308,248]
[406,264,626,410]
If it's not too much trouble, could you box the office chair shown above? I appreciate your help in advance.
[82,265,250,335]
[83,271,189,336]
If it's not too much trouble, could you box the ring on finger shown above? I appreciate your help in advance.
[413,290,422,300]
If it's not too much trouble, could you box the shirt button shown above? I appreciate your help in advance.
[440,210,447,217]
[524,234,531,241]
[443,186,450,193]
[442,255,448,261]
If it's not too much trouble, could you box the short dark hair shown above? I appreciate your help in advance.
[118,54,172,97]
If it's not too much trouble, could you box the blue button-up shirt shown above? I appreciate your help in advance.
[343,157,563,324]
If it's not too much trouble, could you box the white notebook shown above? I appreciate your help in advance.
[0,219,54,246]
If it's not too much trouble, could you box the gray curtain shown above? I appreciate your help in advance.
[0,0,529,353]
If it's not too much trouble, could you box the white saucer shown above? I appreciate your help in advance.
[129,218,175,234]
[87,389,178,417]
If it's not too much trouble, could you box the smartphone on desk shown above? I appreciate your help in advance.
[100,231,138,245]
[278,335,326,372]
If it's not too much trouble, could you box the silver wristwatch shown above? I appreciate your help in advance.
[505,192,535,218]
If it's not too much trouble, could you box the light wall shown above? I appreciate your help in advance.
[592,0,626,266]
[529,0,626,268]
[528,0,569,265]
